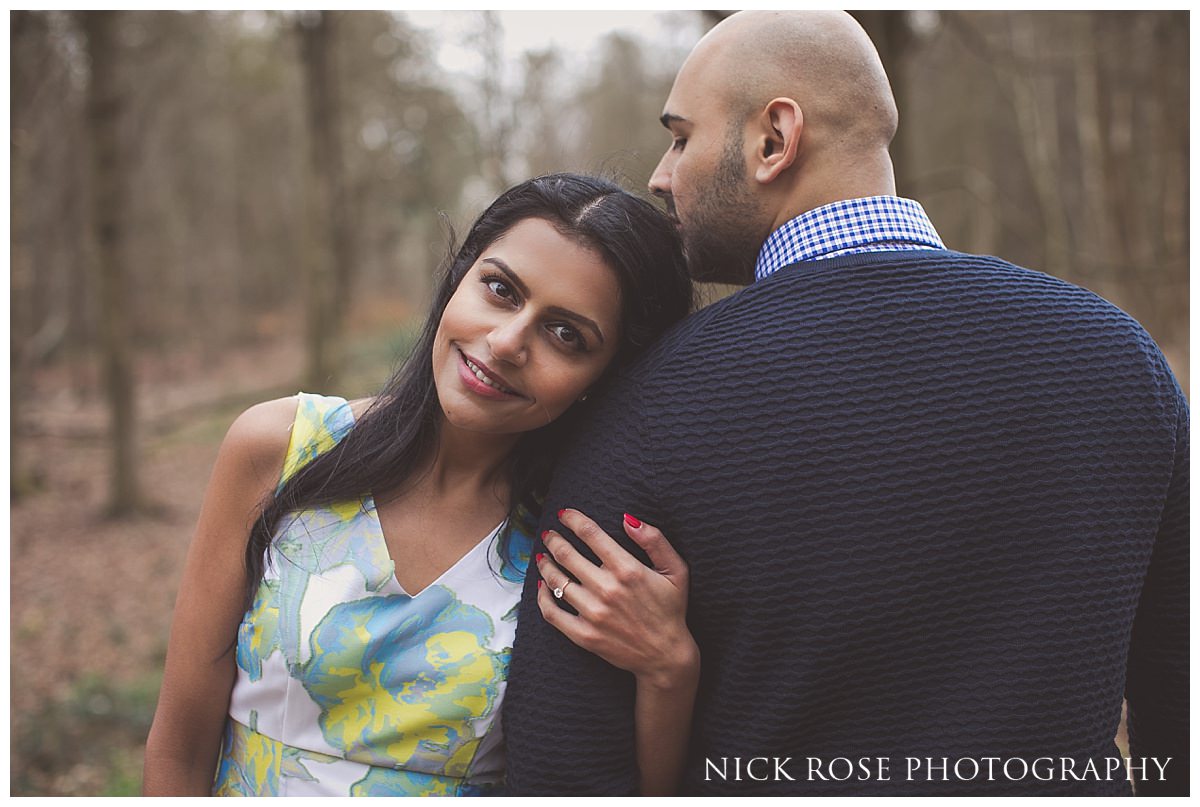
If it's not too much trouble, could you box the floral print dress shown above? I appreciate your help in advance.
[213,393,534,796]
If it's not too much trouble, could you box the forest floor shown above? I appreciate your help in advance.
[10,302,415,796]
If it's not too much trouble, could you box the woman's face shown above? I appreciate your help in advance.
[432,217,623,437]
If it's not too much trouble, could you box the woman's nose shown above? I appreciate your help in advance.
[486,318,528,366]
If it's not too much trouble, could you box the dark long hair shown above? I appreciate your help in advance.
[241,173,693,610]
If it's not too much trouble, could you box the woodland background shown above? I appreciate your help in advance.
[9,10,1188,795]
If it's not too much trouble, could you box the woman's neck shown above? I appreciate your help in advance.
[423,418,519,501]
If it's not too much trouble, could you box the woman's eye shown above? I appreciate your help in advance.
[486,278,515,301]
[550,324,585,349]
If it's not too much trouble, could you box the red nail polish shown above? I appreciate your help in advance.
[541,530,550,540]
[624,513,642,529]
[557,509,566,519]
[536,553,545,563]
[538,580,543,589]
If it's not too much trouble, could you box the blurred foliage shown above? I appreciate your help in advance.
[11,11,1185,389]
[904,11,1188,360]
[12,671,162,796]
[339,320,425,399]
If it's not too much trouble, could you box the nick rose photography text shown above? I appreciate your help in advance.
[704,756,1172,783]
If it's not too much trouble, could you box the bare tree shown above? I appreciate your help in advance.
[12,12,45,498]
[297,10,353,390]
[78,10,142,515]
[474,11,515,193]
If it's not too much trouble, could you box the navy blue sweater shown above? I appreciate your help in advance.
[503,250,1188,795]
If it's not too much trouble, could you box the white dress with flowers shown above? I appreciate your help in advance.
[213,393,534,796]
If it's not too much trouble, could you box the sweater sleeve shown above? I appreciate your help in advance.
[503,381,662,795]
[1125,374,1189,796]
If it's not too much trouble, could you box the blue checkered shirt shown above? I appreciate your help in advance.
[754,196,945,282]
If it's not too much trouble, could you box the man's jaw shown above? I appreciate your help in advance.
[681,229,757,286]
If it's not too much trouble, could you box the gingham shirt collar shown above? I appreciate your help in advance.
[754,196,945,281]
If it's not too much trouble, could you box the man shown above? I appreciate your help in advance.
[504,11,1187,795]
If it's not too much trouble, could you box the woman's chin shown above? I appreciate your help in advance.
[440,401,525,437]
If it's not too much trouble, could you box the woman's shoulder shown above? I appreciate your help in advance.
[200,396,296,504]
[219,397,303,491]
[220,393,377,489]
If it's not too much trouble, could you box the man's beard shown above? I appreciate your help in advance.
[678,128,764,286]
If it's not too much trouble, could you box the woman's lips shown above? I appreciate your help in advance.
[457,349,523,400]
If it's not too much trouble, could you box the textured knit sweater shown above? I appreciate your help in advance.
[503,250,1189,796]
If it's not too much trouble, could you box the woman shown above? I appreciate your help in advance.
[143,174,699,796]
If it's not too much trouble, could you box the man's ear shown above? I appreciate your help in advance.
[753,98,802,185]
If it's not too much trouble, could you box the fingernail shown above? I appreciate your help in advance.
[538,580,543,589]
[541,530,551,541]
[624,513,642,529]
[535,553,545,563]
[557,509,567,519]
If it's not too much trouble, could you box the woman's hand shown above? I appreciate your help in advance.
[535,508,699,689]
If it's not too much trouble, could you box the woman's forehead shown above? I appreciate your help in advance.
[477,219,621,320]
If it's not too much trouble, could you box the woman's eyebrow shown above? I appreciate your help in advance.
[482,257,606,345]
[547,305,605,346]
[483,257,530,297]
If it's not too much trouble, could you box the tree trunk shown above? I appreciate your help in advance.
[11,16,35,499]
[1006,15,1073,276]
[80,10,142,516]
[298,11,343,391]
[11,159,34,498]
[324,13,357,327]
[477,11,513,193]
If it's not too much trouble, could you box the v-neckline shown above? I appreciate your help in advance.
[363,495,506,598]
[338,400,507,599]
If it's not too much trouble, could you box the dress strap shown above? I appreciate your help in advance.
[278,392,355,489]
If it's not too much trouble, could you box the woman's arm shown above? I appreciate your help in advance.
[535,509,699,796]
[142,398,297,795]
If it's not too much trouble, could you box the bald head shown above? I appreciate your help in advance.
[648,11,900,283]
[686,11,898,155]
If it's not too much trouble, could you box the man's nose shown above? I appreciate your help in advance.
[486,317,528,366]
[648,149,674,198]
